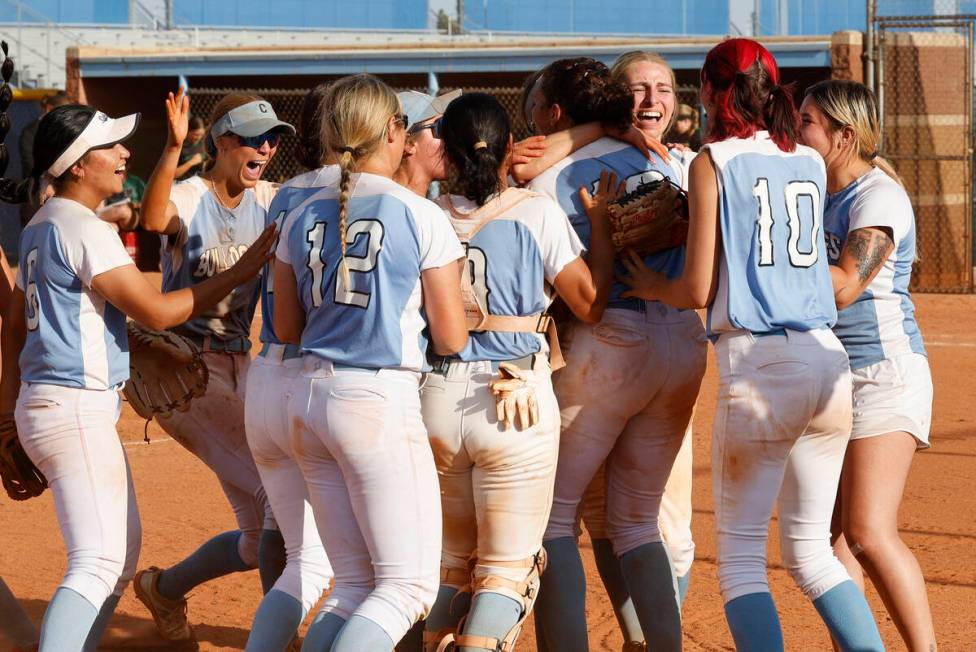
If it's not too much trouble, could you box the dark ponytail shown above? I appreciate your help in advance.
[0,43,96,205]
[441,93,510,206]
[297,83,330,170]
[0,41,33,204]
[539,57,633,132]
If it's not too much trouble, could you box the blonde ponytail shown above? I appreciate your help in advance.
[320,75,400,286]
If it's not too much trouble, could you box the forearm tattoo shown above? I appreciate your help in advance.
[844,228,894,283]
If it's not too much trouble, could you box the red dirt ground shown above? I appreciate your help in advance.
[1,291,974,651]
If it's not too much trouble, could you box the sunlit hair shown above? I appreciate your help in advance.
[700,38,798,152]
[611,50,679,134]
[320,74,401,282]
[804,79,903,186]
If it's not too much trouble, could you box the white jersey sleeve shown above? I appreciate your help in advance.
[65,217,135,286]
[847,172,913,242]
[417,202,465,271]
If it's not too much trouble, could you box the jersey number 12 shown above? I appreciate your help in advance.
[752,178,821,268]
[306,219,385,309]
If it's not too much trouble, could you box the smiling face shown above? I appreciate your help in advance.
[798,95,841,164]
[214,133,277,188]
[622,60,676,140]
[76,143,130,198]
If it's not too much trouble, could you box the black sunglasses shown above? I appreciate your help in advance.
[393,113,410,131]
[234,131,282,149]
[409,116,443,139]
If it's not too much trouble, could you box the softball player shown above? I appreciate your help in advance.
[526,57,706,651]
[619,39,884,651]
[244,84,335,652]
[800,79,936,649]
[134,91,294,641]
[0,103,274,652]
[273,73,468,652]
[420,92,616,652]
[394,89,461,198]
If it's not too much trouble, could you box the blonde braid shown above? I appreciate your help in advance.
[337,149,354,285]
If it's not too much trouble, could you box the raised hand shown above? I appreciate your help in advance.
[165,88,191,149]
[229,222,278,284]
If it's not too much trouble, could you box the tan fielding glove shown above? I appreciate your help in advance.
[122,322,209,421]
[489,362,540,431]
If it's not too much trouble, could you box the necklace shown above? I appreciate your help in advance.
[205,175,243,211]
[204,175,241,244]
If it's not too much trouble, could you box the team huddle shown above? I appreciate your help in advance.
[0,37,937,652]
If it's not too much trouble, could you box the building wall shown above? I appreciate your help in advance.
[475,0,727,34]
[172,0,428,30]
[0,0,128,24]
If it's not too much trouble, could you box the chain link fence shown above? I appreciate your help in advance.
[874,2,975,292]
[189,83,703,183]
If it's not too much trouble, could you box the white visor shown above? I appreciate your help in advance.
[47,110,140,178]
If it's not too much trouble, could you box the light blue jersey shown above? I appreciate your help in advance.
[277,173,464,371]
[706,132,836,335]
[824,167,926,369]
[437,189,583,362]
[528,137,687,303]
[259,166,340,345]
[16,198,134,389]
[161,176,277,342]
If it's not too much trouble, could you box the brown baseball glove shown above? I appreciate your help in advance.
[0,417,47,501]
[122,322,209,421]
[607,178,689,256]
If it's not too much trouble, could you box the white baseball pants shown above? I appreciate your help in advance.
[712,328,854,603]
[244,346,332,613]
[15,383,140,609]
[290,357,441,644]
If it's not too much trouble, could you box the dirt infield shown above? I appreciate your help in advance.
[2,292,974,651]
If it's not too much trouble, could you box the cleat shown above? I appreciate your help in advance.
[133,567,194,641]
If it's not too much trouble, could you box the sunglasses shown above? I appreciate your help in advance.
[393,113,410,131]
[233,131,282,149]
[409,116,443,139]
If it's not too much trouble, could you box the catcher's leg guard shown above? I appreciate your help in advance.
[453,547,547,651]
[423,565,473,652]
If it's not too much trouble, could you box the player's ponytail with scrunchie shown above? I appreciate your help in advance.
[701,38,798,152]
[441,93,509,206]
[0,41,35,205]
[804,79,904,186]
[320,74,400,283]
[0,42,97,208]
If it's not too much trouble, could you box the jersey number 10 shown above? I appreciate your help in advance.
[306,220,385,309]
[752,178,822,268]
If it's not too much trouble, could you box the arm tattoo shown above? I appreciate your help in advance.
[844,228,894,283]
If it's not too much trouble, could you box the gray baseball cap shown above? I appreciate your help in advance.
[210,100,296,139]
[397,89,462,127]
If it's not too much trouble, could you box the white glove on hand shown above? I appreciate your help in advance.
[489,362,540,431]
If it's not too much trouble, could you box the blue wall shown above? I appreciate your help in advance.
[0,0,128,23]
[474,0,728,34]
[172,0,428,29]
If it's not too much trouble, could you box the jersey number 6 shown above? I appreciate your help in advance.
[24,248,40,331]
[753,178,822,268]
[306,219,385,309]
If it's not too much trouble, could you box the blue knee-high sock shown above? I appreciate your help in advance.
[38,587,98,652]
[82,593,120,652]
[677,572,691,607]
[0,578,38,648]
[458,593,522,652]
[245,589,304,652]
[157,530,251,600]
[425,585,470,634]
[331,614,394,652]
[395,619,425,652]
[258,529,287,596]
[619,542,681,651]
[812,581,884,652]
[724,592,784,652]
[302,612,346,652]
[591,537,644,643]
[534,537,588,652]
